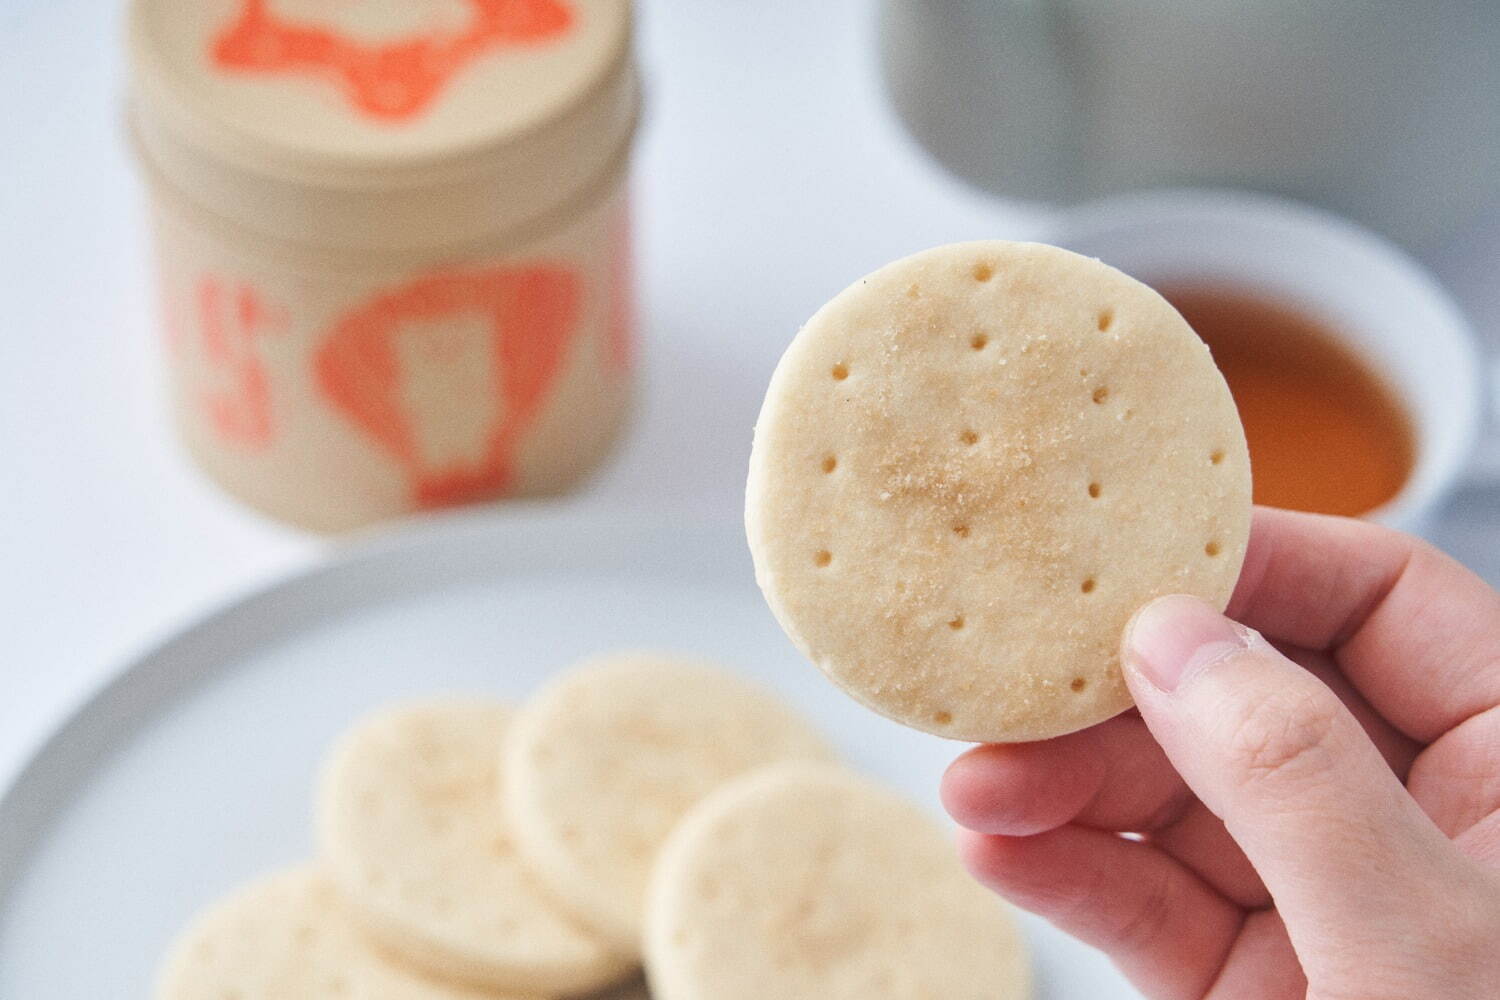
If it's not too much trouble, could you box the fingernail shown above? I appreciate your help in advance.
[1124,595,1250,692]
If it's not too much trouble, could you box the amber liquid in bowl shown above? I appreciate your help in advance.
[1161,286,1416,518]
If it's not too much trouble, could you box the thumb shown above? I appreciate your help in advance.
[1120,595,1456,945]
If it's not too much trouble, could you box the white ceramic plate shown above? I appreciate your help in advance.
[0,506,1134,998]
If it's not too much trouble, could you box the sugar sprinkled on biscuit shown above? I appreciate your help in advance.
[502,652,836,951]
[316,699,633,995]
[746,241,1251,742]
[644,762,1030,999]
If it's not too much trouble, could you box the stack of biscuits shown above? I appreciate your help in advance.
[154,653,1030,999]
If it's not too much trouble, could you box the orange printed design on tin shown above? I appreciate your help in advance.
[190,277,286,448]
[315,264,580,509]
[210,0,574,121]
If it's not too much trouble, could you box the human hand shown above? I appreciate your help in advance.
[944,507,1500,999]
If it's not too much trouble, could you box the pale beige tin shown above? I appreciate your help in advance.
[128,0,639,531]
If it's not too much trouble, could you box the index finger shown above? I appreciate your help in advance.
[1228,506,1500,742]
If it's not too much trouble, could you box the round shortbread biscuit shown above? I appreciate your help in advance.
[746,241,1251,742]
[154,866,528,1000]
[643,762,1031,1000]
[317,699,634,996]
[502,653,836,951]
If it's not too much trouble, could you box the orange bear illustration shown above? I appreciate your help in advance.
[211,0,574,121]
[315,264,580,509]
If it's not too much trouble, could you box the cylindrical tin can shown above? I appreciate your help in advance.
[129,0,639,531]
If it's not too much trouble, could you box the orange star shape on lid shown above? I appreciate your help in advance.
[211,0,574,121]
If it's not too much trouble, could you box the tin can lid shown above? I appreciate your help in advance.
[130,0,633,188]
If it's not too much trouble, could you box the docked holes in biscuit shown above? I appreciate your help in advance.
[1210,449,1225,465]
[960,429,979,446]
[821,455,837,474]
[1080,577,1097,594]
[1097,309,1114,332]
[831,363,849,381]
[1087,481,1101,499]
[1092,386,1109,404]
[814,549,832,567]
[933,710,953,726]
[1070,677,1087,693]
[1205,540,1222,557]
[972,262,995,282]
[970,332,989,351]
[952,521,970,538]
[947,615,965,630]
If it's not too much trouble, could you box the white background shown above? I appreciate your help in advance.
[2,0,1497,803]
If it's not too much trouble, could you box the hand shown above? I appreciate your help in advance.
[944,507,1500,999]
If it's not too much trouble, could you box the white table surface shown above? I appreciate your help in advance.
[1,0,1496,798]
